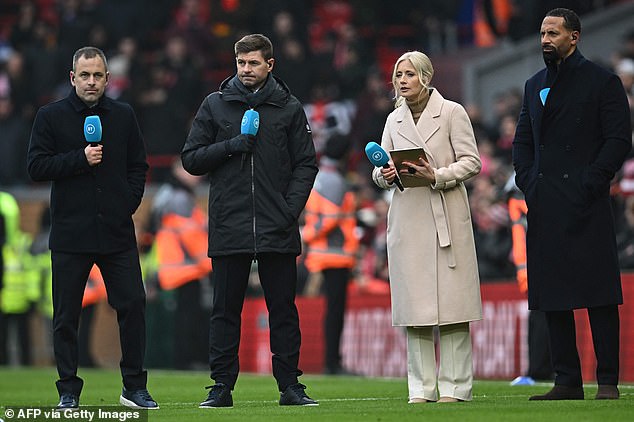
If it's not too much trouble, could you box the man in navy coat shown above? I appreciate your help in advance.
[27,47,158,410]
[513,8,631,400]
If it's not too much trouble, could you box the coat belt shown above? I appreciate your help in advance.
[430,189,456,268]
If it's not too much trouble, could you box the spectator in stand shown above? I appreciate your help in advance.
[494,113,518,162]
[615,58,634,128]
[349,67,393,171]
[333,23,369,100]
[0,93,30,186]
[4,51,37,120]
[136,35,202,181]
[273,35,313,103]
[513,8,631,400]
[106,37,141,103]
[9,1,38,53]
[470,175,515,280]
[372,50,482,403]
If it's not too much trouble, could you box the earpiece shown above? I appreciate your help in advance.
[572,35,577,40]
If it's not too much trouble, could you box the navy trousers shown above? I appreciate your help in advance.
[545,304,619,387]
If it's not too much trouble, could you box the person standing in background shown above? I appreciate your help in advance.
[506,177,553,386]
[150,159,212,370]
[27,46,158,410]
[181,33,318,408]
[372,50,482,403]
[513,8,631,400]
[302,133,359,375]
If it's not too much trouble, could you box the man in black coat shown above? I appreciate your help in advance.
[27,46,158,410]
[513,8,632,400]
[182,33,318,407]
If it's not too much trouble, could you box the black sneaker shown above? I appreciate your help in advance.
[279,383,318,406]
[119,388,159,409]
[57,393,79,410]
[199,384,233,408]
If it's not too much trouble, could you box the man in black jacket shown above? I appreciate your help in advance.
[27,46,158,410]
[513,9,631,401]
[182,33,318,407]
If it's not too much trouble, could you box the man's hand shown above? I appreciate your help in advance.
[85,144,103,166]
[225,134,256,155]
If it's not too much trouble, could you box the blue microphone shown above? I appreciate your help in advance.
[241,109,259,136]
[84,115,102,145]
[240,109,259,168]
[365,141,404,191]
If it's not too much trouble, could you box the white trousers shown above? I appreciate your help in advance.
[406,322,473,401]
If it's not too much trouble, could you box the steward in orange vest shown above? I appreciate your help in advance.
[155,207,211,290]
[301,135,359,374]
[508,190,528,294]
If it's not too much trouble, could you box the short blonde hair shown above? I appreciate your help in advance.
[392,51,434,108]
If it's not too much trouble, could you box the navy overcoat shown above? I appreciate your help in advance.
[512,49,631,311]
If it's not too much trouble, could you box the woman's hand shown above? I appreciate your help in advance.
[380,162,398,184]
[401,158,435,184]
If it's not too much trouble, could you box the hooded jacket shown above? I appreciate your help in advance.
[181,74,317,257]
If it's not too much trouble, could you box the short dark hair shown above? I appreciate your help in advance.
[72,46,108,72]
[234,34,273,60]
[546,8,581,33]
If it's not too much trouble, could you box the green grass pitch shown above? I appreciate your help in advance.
[1,367,632,421]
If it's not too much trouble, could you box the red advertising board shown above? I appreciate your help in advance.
[238,275,634,381]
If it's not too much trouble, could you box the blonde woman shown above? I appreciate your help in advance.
[372,51,482,403]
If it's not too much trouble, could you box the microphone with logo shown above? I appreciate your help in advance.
[84,115,102,167]
[365,141,404,192]
[240,109,259,169]
[84,115,102,145]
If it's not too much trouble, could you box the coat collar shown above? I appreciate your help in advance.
[220,74,290,108]
[68,89,112,114]
[395,88,443,148]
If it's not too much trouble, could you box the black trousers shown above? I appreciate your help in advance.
[545,305,619,387]
[322,267,350,371]
[208,253,302,391]
[174,280,209,369]
[52,249,148,396]
[527,310,553,380]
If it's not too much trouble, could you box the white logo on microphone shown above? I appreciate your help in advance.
[86,124,96,135]
[372,151,383,161]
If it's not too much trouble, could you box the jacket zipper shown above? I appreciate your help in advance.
[251,152,257,260]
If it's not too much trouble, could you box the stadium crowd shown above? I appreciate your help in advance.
[1,0,633,368]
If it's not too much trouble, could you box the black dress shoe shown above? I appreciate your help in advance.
[529,385,584,401]
[279,383,318,406]
[57,393,79,409]
[119,388,159,409]
[595,385,619,400]
[199,384,233,408]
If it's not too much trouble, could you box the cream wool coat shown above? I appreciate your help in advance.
[372,89,482,326]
